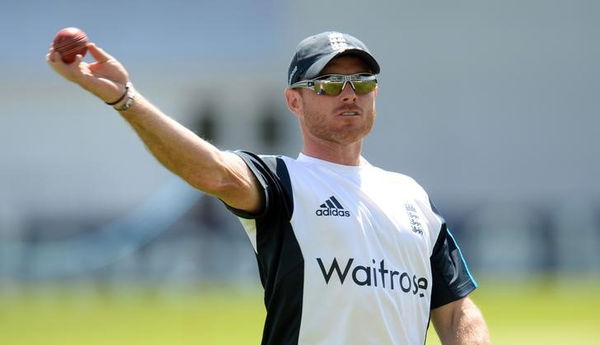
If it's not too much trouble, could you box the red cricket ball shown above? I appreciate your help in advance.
[53,27,88,63]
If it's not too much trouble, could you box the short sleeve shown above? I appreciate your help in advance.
[224,150,293,221]
[429,209,478,309]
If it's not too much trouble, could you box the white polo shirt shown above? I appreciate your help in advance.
[228,151,477,345]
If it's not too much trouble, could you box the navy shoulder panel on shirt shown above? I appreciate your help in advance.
[429,202,478,309]
[225,150,293,220]
[225,151,303,345]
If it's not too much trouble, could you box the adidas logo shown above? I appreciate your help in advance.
[315,196,351,217]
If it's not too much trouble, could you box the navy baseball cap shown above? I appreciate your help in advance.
[287,31,380,86]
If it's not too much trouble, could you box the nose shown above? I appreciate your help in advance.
[339,81,357,103]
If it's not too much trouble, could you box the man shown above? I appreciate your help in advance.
[47,31,490,345]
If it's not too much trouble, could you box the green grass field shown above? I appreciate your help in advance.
[0,278,598,345]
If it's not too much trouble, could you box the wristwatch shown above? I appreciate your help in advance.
[114,82,136,112]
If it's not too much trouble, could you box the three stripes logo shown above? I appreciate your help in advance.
[316,196,350,217]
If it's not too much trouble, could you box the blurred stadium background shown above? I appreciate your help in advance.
[0,0,598,344]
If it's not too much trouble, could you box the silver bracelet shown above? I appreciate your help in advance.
[113,82,136,111]
[105,83,129,105]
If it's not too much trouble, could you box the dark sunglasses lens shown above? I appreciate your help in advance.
[353,80,377,95]
[319,82,344,96]
[313,78,377,96]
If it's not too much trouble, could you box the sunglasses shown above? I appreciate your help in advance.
[290,73,378,96]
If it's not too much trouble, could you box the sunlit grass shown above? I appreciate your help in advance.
[0,278,598,345]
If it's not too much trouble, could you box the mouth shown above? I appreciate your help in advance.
[336,107,362,117]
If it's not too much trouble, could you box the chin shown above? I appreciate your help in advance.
[330,127,372,145]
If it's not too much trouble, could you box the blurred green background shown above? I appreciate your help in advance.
[1,0,598,344]
[1,278,599,345]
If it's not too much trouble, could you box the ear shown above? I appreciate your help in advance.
[284,88,303,118]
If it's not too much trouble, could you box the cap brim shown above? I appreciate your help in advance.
[303,49,380,80]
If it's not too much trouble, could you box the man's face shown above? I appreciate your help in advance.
[294,55,377,146]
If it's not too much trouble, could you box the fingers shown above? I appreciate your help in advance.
[46,46,58,64]
[46,40,129,103]
[46,48,84,83]
[46,50,68,71]
[87,43,114,63]
[46,48,70,67]
[45,51,54,63]
[46,50,63,69]
[73,53,84,65]
[85,43,129,83]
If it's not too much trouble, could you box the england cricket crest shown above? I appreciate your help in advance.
[328,32,349,51]
[405,203,424,235]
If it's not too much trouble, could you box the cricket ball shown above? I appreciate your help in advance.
[53,27,88,63]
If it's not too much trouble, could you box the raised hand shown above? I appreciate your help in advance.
[46,43,130,104]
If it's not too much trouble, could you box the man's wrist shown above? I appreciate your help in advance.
[112,82,136,112]
[105,83,129,105]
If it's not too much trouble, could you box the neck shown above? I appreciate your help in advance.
[302,137,363,166]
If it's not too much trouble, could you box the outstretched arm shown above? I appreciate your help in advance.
[46,43,261,213]
[431,297,491,345]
